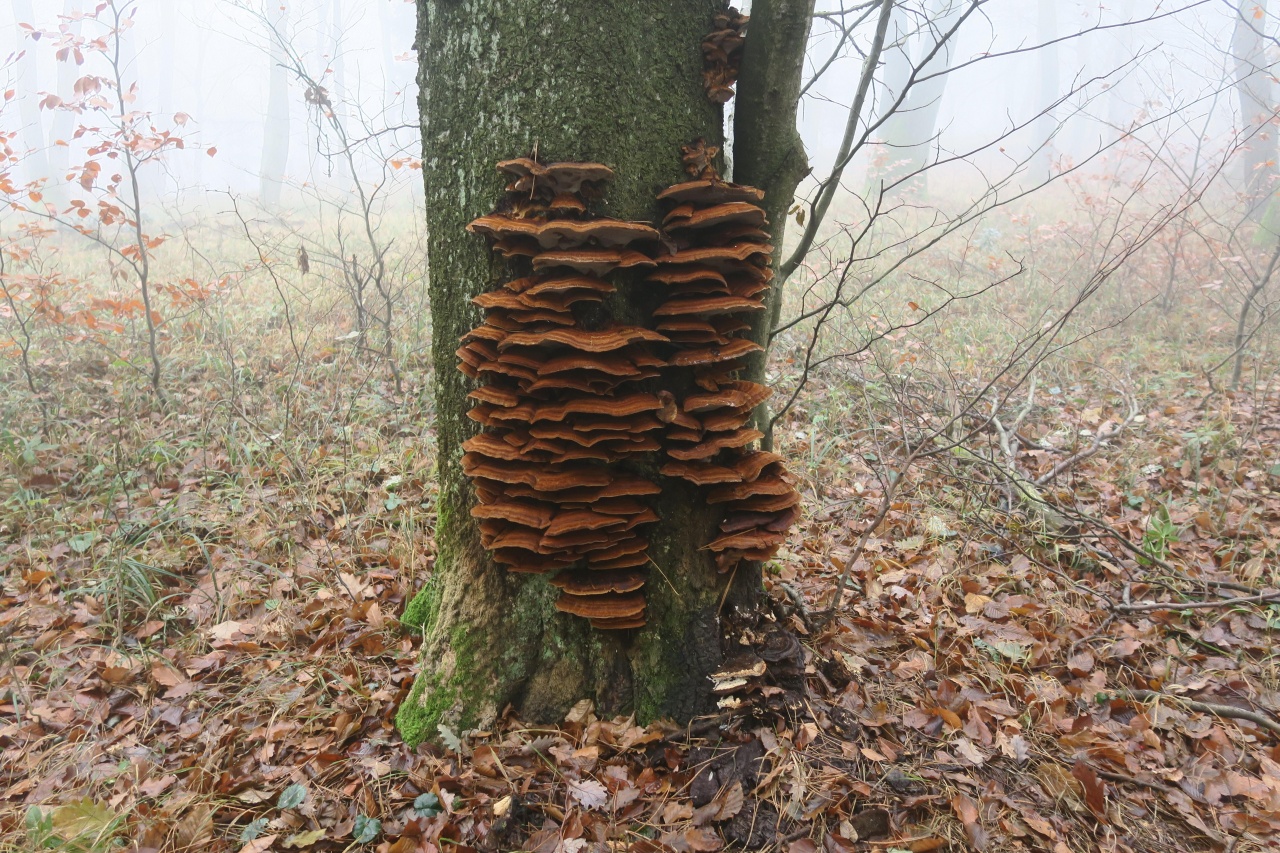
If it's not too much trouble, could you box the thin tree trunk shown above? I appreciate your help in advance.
[12,0,51,190]
[46,0,84,208]
[259,2,291,209]
[377,0,396,85]
[158,0,175,119]
[326,0,345,108]
[733,0,817,452]
[1033,0,1059,183]
[1105,0,1138,141]
[1233,0,1278,220]
[398,0,736,745]
[192,26,210,188]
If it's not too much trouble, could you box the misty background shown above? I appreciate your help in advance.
[0,0,1257,217]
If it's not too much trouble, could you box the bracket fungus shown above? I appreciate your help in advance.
[459,148,800,632]
[461,157,669,628]
[650,143,801,574]
[702,7,749,104]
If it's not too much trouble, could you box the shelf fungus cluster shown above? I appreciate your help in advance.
[460,158,666,630]
[653,151,801,573]
[459,152,801,631]
[702,7,748,104]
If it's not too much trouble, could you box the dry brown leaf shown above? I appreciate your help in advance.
[237,837,277,853]
[151,663,186,687]
[935,707,962,730]
[1066,650,1095,676]
[692,780,743,825]
[1071,760,1108,823]
[951,792,987,850]
[568,778,608,810]
[908,838,947,852]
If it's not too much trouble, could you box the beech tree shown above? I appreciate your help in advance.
[258,1,290,208]
[396,0,816,744]
[1232,0,1277,217]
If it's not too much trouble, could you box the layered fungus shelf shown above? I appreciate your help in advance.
[652,143,801,575]
[460,150,799,631]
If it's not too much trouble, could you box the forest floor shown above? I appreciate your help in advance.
[3,293,1280,853]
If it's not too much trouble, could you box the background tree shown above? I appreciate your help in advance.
[11,0,49,189]
[259,1,290,209]
[870,0,963,192]
[45,0,85,210]
[1232,0,1277,218]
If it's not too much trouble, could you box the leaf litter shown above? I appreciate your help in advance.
[2,364,1280,852]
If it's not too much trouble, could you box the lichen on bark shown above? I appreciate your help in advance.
[397,0,745,746]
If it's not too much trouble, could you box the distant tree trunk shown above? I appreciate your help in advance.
[12,0,51,190]
[1105,0,1138,141]
[325,0,345,108]
[157,0,175,118]
[115,3,164,206]
[259,2,291,209]
[1033,0,1059,183]
[46,0,83,207]
[377,0,396,85]
[397,0,744,745]
[874,2,914,126]
[191,26,210,188]
[874,0,962,195]
[1233,0,1278,220]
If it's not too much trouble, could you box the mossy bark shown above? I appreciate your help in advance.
[398,0,747,746]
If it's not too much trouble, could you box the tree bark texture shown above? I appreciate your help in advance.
[397,0,741,746]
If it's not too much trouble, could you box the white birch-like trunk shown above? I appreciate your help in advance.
[259,2,291,209]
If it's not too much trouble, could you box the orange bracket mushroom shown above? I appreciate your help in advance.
[650,146,801,574]
[460,157,671,629]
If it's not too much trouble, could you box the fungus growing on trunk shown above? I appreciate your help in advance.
[460,158,673,628]
[701,7,749,104]
[650,145,801,574]
[459,148,800,632]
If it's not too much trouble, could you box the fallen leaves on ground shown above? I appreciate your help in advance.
[2,362,1280,852]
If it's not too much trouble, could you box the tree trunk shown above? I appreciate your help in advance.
[12,0,51,190]
[325,0,345,109]
[1233,0,1278,220]
[732,0,816,446]
[259,2,290,209]
[874,3,914,126]
[397,0,745,746]
[875,0,962,194]
[1033,0,1059,184]
[46,0,84,208]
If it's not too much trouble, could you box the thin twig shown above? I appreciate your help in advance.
[1033,391,1140,486]
[1114,689,1280,738]
[1111,589,1280,612]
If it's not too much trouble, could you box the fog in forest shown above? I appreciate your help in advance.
[0,0,1258,215]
